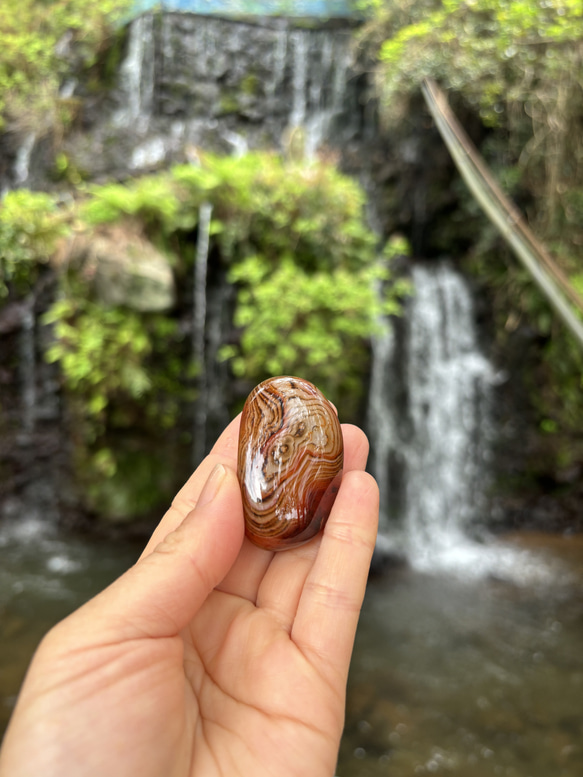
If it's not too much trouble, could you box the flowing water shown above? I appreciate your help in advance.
[12,133,36,189]
[340,536,583,777]
[112,13,358,169]
[0,516,141,738]
[192,201,213,465]
[1,519,582,777]
[367,263,540,582]
[18,301,36,442]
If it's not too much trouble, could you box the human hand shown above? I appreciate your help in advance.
[0,415,378,777]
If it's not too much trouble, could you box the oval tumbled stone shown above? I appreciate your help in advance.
[237,376,343,551]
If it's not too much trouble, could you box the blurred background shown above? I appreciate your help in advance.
[1,1,583,774]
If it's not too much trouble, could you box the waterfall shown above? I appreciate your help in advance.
[289,30,309,128]
[113,13,357,167]
[190,200,232,464]
[19,300,37,442]
[287,27,353,158]
[192,202,213,465]
[404,264,493,567]
[114,13,155,130]
[266,28,288,107]
[367,299,396,527]
[13,133,36,188]
[369,262,501,576]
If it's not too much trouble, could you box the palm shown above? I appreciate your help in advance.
[0,416,378,777]
[181,550,345,777]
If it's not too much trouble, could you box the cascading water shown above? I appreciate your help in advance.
[114,13,155,130]
[112,13,358,167]
[192,201,213,466]
[13,133,36,188]
[288,27,352,158]
[19,300,37,442]
[401,264,493,568]
[369,262,560,582]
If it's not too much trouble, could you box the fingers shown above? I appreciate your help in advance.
[291,469,379,684]
[215,539,274,603]
[165,422,370,609]
[134,416,371,638]
[251,424,372,630]
[254,539,320,629]
[61,464,245,644]
[341,423,370,473]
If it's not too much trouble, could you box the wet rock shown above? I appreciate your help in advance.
[54,222,175,312]
[60,13,365,182]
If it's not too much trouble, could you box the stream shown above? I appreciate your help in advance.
[340,534,583,777]
[0,516,142,738]
[1,520,582,776]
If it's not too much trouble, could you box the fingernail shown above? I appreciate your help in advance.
[198,464,227,508]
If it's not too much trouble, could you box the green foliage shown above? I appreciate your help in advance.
[362,0,583,466]
[52,152,86,186]
[80,152,405,410]
[4,150,404,515]
[82,174,184,230]
[227,253,381,404]
[365,0,583,244]
[43,297,154,426]
[0,0,131,131]
[3,152,397,417]
[0,189,69,297]
[40,292,188,515]
[369,0,582,119]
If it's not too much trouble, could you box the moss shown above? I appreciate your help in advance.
[218,93,240,115]
[51,152,87,185]
[239,73,260,96]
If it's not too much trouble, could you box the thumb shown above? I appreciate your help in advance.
[70,464,245,643]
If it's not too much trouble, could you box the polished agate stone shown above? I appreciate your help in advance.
[238,376,343,551]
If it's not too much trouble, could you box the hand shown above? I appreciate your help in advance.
[0,415,378,777]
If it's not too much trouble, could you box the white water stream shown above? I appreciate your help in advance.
[368,262,568,584]
[19,301,36,441]
[114,14,355,164]
[403,264,493,568]
[192,202,213,465]
[114,13,155,131]
[13,133,36,188]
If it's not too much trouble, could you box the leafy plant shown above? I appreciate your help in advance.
[0,0,131,132]
[43,297,154,427]
[362,0,583,249]
[80,152,406,411]
[0,189,69,297]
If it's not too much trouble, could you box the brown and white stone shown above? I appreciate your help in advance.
[238,376,343,551]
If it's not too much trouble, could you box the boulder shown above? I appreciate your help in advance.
[55,223,175,312]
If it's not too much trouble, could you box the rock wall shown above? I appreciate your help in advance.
[62,13,372,183]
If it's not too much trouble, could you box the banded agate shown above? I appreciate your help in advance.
[237,376,343,551]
